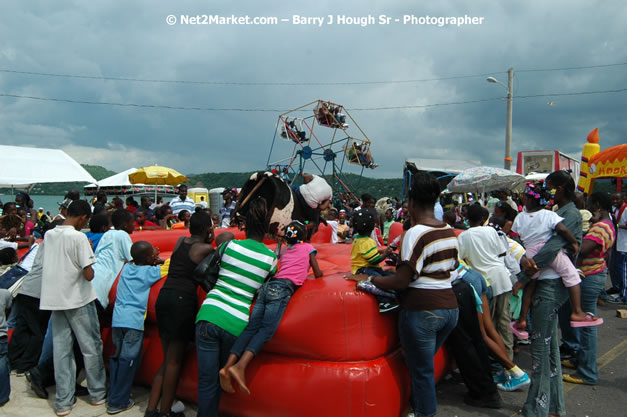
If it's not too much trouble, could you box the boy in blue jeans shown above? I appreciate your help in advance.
[39,200,105,416]
[107,241,168,415]
[350,208,398,312]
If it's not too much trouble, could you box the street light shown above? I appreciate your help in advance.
[487,68,514,170]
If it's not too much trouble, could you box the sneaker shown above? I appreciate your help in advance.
[517,338,531,345]
[356,280,396,298]
[171,400,185,413]
[563,373,591,385]
[497,372,531,391]
[493,371,508,384]
[90,397,107,406]
[56,398,77,416]
[25,368,48,399]
[607,287,620,295]
[378,302,400,313]
[107,399,135,415]
[144,409,160,417]
[607,295,626,304]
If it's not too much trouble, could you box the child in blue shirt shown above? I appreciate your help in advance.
[91,209,134,314]
[107,241,169,414]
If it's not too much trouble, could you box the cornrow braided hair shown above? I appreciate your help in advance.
[245,196,270,238]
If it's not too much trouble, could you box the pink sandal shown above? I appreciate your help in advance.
[570,312,603,328]
[509,321,529,339]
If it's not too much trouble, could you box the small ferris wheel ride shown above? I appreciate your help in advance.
[266,99,377,201]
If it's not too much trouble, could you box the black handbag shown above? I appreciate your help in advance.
[193,242,229,292]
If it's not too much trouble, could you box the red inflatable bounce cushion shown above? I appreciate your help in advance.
[387,222,404,245]
[128,339,449,417]
[310,223,332,243]
[264,273,399,361]
[219,349,411,417]
[130,227,248,252]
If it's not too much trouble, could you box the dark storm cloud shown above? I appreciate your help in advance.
[0,0,625,178]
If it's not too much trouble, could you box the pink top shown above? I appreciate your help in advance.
[25,221,35,236]
[276,242,316,286]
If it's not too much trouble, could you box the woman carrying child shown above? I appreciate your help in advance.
[220,220,323,396]
[147,212,215,417]
[518,171,583,417]
[513,181,602,334]
[195,197,277,417]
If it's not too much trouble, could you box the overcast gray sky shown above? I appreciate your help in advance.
[1,0,625,178]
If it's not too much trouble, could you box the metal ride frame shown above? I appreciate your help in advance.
[266,99,376,201]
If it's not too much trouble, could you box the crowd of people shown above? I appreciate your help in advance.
[0,171,626,417]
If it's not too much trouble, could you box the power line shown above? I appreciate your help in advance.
[1,88,625,113]
[1,62,626,87]
[517,62,627,73]
[0,68,501,86]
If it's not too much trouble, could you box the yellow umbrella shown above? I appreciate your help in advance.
[128,165,188,186]
[128,165,188,200]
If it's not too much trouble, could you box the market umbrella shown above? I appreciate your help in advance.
[128,165,188,200]
[525,171,549,181]
[447,166,525,194]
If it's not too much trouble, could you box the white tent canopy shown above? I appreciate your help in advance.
[405,158,481,175]
[0,145,97,189]
[84,168,138,188]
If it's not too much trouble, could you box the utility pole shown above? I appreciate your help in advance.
[504,67,514,170]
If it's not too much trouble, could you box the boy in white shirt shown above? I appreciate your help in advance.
[458,205,514,359]
[39,200,106,416]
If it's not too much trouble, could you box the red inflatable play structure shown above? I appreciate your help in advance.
[23,223,449,417]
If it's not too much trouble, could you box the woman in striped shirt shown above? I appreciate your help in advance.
[563,192,615,386]
[346,172,459,417]
[195,197,277,417]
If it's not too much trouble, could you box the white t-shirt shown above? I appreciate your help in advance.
[0,240,17,251]
[299,175,332,209]
[617,207,627,253]
[40,226,97,310]
[512,209,564,248]
[326,220,339,244]
[91,229,133,308]
[458,226,512,296]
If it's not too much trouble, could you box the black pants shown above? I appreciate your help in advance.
[446,280,498,399]
[8,294,50,373]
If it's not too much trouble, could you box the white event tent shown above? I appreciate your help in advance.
[0,145,97,190]
[84,168,138,188]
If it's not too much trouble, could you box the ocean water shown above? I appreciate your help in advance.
[0,194,66,216]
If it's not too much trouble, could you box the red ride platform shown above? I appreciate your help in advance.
[57,227,449,417]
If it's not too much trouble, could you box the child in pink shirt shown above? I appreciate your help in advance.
[220,220,322,395]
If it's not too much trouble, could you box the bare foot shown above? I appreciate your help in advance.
[228,365,251,395]
[571,311,589,321]
[219,367,235,393]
